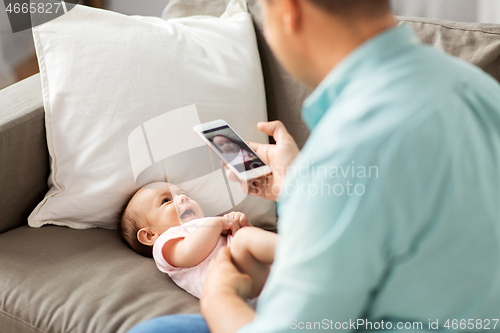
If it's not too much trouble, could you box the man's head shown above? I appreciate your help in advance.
[259,0,394,87]
[118,182,204,257]
[302,0,391,17]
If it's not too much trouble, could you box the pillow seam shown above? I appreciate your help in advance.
[29,27,63,226]
[400,18,500,37]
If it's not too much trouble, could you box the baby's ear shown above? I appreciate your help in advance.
[137,227,158,246]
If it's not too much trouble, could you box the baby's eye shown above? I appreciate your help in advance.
[162,197,171,204]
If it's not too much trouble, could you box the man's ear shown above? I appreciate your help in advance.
[137,227,159,246]
[281,0,303,34]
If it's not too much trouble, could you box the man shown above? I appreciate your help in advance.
[203,0,500,332]
[129,0,500,332]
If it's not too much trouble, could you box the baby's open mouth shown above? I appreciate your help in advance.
[180,207,196,220]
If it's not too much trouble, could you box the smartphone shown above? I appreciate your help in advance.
[193,120,272,181]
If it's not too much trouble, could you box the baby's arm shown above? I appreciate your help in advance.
[163,217,240,268]
[230,227,277,298]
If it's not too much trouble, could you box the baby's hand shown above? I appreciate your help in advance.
[219,216,241,236]
[223,212,251,228]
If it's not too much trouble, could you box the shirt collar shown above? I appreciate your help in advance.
[302,24,420,130]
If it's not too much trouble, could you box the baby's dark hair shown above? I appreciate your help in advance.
[117,189,153,258]
[209,134,232,145]
[210,134,247,151]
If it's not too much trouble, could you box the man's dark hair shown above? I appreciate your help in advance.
[306,0,391,17]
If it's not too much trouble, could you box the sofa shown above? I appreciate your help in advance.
[1,0,500,332]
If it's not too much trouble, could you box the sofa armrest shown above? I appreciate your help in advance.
[0,74,49,234]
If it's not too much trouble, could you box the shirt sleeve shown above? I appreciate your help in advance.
[238,109,449,332]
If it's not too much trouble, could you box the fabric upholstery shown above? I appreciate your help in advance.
[0,225,199,333]
[0,74,49,234]
[399,17,500,84]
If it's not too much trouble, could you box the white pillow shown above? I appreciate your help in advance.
[29,0,276,230]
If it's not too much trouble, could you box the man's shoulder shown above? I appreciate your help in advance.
[303,93,444,164]
[300,39,500,170]
[349,41,498,106]
[306,91,496,173]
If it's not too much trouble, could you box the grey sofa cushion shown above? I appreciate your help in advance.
[0,74,49,234]
[0,225,199,333]
[163,0,313,149]
[399,17,500,84]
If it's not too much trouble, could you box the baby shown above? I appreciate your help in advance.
[118,182,276,299]
[211,135,258,163]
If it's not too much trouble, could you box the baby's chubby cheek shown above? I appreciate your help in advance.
[193,202,205,218]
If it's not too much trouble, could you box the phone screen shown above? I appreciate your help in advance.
[203,125,266,173]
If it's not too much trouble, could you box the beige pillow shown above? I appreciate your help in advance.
[29,0,276,230]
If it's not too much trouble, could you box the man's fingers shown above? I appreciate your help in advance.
[248,176,268,195]
[225,166,264,197]
[257,121,291,143]
[226,169,240,182]
[247,141,264,152]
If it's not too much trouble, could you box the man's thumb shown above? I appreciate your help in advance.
[257,121,290,142]
[247,141,263,152]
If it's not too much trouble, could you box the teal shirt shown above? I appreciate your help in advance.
[239,25,500,332]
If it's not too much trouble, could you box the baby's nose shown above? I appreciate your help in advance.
[176,194,188,204]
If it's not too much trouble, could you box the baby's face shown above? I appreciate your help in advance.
[213,136,240,154]
[131,183,204,233]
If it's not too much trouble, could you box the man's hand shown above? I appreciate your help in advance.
[202,247,253,302]
[224,212,251,228]
[201,247,256,333]
[226,121,299,202]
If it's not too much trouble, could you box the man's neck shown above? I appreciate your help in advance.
[303,12,397,88]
